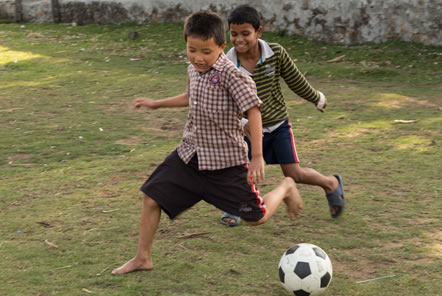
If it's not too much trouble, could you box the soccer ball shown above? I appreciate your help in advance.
[278,243,333,296]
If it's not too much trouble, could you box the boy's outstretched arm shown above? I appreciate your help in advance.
[246,106,265,185]
[279,46,328,112]
[134,93,189,109]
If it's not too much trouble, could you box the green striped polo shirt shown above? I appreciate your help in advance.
[227,40,320,127]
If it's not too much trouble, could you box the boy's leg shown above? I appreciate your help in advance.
[247,177,302,226]
[112,194,161,275]
[267,120,341,212]
[280,163,341,215]
[280,163,338,192]
[221,169,308,226]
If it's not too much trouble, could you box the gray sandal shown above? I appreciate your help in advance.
[325,174,345,218]
[220,212,241,227]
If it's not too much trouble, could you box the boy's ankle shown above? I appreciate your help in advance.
[325,175,339,193]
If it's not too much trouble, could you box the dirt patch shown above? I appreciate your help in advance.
[0,107,25,113]
[7,154,32,162]
[427,232,442,257]
[334,250,394,281]
[413,218,441,225]
[97,190,120,198]
[105,101,134,114]
[342,183,363,194]
[375,95,439,109]
[115,136,140,146]
[341,128,375,138]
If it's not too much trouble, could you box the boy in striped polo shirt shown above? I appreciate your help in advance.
[220,5,345,226]
[112,11,304,275]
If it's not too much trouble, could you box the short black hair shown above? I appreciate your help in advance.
[184,11,226,46]
[228,5,261,31]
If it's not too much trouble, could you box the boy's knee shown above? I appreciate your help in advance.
[143,194,160,209]
[246,217,267,226]
[291,168,304,182]
[282,165,303,182]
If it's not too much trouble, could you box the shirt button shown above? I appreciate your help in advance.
[194,101,198,105]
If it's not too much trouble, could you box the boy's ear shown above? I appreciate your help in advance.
[220,41,227,51]
[257,26,263,37]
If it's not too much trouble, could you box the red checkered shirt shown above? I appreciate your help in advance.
[177,53,262,170]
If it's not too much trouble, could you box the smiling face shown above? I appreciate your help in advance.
[186,36,226,73]
[229,23,262,54]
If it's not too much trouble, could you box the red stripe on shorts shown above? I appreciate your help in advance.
[288,122,299,163]
[250,178,266,216]
[244,164,266,216]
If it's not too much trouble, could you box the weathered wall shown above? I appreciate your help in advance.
[0,0,14,19]
[1,0,441,46]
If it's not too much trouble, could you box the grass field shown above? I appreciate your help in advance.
[1,23,441,296]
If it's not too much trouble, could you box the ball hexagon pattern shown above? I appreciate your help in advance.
[278,243,333,296]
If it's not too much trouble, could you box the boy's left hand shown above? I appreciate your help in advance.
[316,91,327,112]
[248,157,265,185]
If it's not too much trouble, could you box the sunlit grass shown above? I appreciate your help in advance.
[421,116,442,126]
[338,120,393,138]
[0,45,48,65]
[0,23,441,296]
[370,93,438,109]
[0,79,59,89]
[392,135,434,152]
[428,233,442,258]
[371,93,410,109]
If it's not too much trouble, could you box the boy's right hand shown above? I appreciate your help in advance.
[134,98,158,109]
[248,157,265,185]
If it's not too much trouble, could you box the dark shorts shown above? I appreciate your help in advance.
[245,120,299,164]
[141,150,266,222]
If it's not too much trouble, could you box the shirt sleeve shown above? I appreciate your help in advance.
[279,45,320,105]
[228,69,262,113]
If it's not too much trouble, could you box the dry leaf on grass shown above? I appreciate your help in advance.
[178,232,210,239]
[44,240,58,248]
[327,55,345,63]
[393,120,419,124]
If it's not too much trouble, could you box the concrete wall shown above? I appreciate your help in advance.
[1,0,441,46]
[0,0,14,19]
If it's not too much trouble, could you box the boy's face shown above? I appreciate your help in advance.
[186,36,226,73]
[229,23,262,54]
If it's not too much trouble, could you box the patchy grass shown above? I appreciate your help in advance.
[0,23,441,296]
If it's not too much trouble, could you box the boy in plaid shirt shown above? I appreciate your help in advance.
[112,11,303,275]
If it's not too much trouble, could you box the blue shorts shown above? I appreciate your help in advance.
[245,120,299,164]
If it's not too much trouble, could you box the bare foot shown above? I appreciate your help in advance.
[282,178,303,220]
[330,205,341,216]
[112,257,153,275]
[221,217,237,226]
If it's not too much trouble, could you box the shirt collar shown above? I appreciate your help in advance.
[226,39,274,66]
[210,53,228,72]
[258,39,275,61]
[190,53,227,75]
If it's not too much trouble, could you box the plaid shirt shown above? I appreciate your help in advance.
[177,53,262,170]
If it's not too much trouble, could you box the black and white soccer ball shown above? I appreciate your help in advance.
[278,243,333,296]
